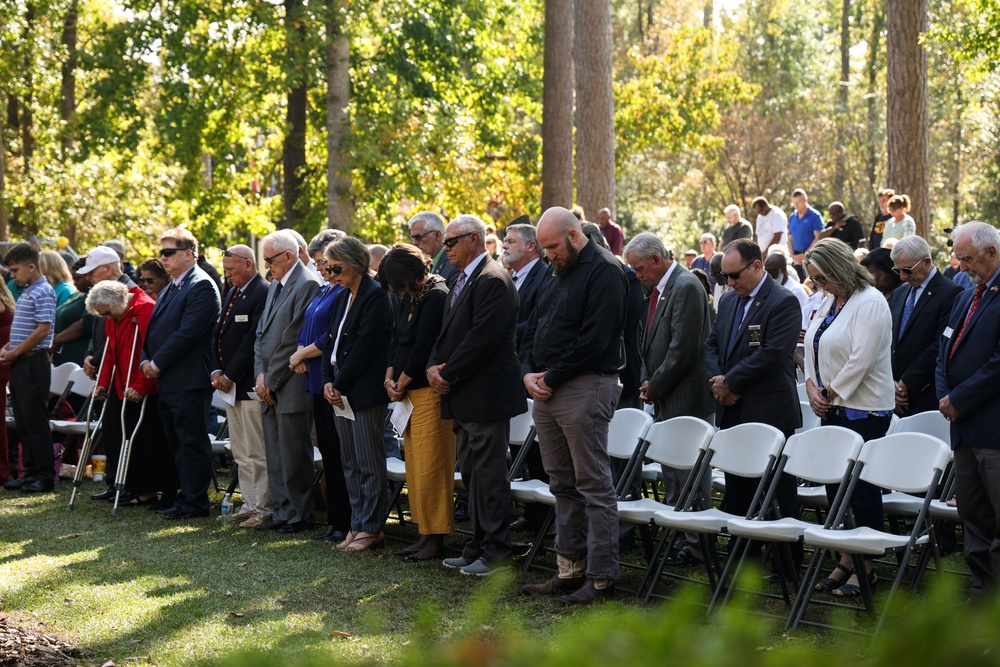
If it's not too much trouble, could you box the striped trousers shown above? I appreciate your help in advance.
[334,404,388,533]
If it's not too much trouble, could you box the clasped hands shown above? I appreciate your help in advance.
[709,375,740,406]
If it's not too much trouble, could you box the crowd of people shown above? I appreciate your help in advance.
[1,191,998,605]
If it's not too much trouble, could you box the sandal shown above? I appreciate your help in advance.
[814,563,854,592]
[343,532,385,553]
[331,531,358,551]
[832,569,877,598]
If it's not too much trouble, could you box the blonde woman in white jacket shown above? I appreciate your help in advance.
[803,238,895,598]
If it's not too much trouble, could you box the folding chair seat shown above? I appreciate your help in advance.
[788,432,951,636]
[881,411,954,516]
[51,369,98,436]
[643,422,785,601]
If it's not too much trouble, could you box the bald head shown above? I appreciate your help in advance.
[223,243,257,289]
[538,206,589,276]
[764,252,788,283]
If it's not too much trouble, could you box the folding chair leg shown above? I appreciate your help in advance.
[708,535,746,614]
[520,507,555,574]
[643,529,683,603]
[786,546,830,631]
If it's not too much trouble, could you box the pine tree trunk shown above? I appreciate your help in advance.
[0,106,7,242]
[61,0,78,247]
[326,0,353,232]
[541,0,574,211]
[864,2,884,216]
[833,0,850,202]
[886,0,930,238]
[283,0,308,230]
[573,0,615,220]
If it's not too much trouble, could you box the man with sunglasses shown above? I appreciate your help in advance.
[407,211,460,288]
[888,235,961,416]
[140,228,222,519]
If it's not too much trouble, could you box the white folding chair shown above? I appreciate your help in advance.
[788,433,951,636]
[795,382,808,403]
[795,400,821,434]
[643,422,785,602]
[881,411,957,521]
[50,369,98,436]
[49,362,80,397]
[710,426,865,614]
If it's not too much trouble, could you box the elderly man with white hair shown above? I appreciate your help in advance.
[252,229,322,533]
[407,211,460,287]
[721,204,754,250]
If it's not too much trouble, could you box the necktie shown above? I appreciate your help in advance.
[950,283,987,359]
[646,287,660,335]
[899,286,918,336]
[726,296,751,358]
[450,271,467,308]
[221,290,239,330]
[269,283,283,309]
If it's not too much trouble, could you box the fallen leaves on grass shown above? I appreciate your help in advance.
[227,612,244,618]
[0,614,81,667]
[329,631,353,639]
[59,533,84,540]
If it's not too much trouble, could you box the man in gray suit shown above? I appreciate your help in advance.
[253,230,322,533]
[625,231,714,566]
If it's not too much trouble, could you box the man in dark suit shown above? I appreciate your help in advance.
[408,211,460,288]
[889,235,963,416]
[936,222,1000,597]
[212,244,272,528]
[428,214,525,576]
[253,230,322,533]
[625,231,714,566]
[502,222,547,350]
[705,239,801,550]
[140,229,221,519]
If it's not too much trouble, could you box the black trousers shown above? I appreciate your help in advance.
[313,393,351,532]
[10,354,52,482]
[822,412,891,536]
[159,388,213,513]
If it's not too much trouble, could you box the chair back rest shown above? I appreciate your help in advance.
[509,399,534,446]
[889,410,951,443]
[50,362,80,395]
[796,382,808,402]
[707,422,785,477]
[858,433,951,493]
[797,401,821,433]
[68,368,96,398]
[781,426,864,484]
[644,417,714,470]
[607,408,654,461]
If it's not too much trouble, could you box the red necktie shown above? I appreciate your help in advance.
[646,287,660,334]
[950,283,987,359]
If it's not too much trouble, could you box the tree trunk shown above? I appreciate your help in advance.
[541,0,574,212]
[0,106,7,242]
[21,2,36,235]
[704,1,713,29]
[574,0,615,220]
[833,0,850,202]
[326,0,353,232]
[60,0,77,159]
[886,0,930,238]
[864,2,884,215]
[282,0,308,230]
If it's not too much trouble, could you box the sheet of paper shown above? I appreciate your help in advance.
[216,384,236,407]
[389,397,414,434]
[247,391,263,402]
[333,394,355,421]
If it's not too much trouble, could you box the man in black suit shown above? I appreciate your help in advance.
[212,245,272,528]
[889,235,963,416]
[408,211,460,288]
[428,214,526,576]
[140,229,221,519]
[502,222,547,350]
[705,239,801,556]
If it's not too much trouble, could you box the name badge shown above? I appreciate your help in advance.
[748,324,762,347]
[235,315,249,323]
[943,326,953,339]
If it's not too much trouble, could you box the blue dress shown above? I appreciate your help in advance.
[297,282,343,395]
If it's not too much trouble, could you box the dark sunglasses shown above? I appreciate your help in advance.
[160,247,187,258]
[223,250,254,262]
[718,262,754,282]
[139,277,158,285]
[324,264,344,276]
[263,250,289,265]
[891,258,926,276]
[443,232,474,248]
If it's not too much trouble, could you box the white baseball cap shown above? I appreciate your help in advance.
[77,246,121,274]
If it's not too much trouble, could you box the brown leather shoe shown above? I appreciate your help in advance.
[558,579,615,606]
[522,575,586,596]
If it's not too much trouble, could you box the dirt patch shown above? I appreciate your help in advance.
[0,614,82,667]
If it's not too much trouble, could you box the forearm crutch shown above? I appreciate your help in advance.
[112,317,145,516]
[67,339,114,511]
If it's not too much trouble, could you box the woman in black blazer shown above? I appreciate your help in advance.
[321,237,392,552]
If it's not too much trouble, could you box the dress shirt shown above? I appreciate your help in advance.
[511,258,540,292]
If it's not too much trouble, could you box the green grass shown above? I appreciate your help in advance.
[0,480,981,666]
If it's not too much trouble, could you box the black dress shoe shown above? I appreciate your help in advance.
[313,525,337,541]
[510,516,533,532]
[326,530,348,543]
[403,551,445,562]
[278,521,309,534]
[154,504,181,515]
[4,477,31,491]
[162,509,210,520]
[149,497,177,511]
[90,488,116,501]
[20,479,55,494]
[558,580,615,606]
[255,518,287,531]
[663,548,702,567]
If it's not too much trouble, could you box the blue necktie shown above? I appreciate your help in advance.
[726,296,750,358]
[450,271,468,308]
[899,286,918,336]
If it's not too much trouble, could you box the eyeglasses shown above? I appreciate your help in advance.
[263,250,289,265]
[718,262,754,282]
[139,277,157,285]
[812,274,830,286]
[891,258,927,276]
[160,247,186,258]
[324,264,344,276]
[223,250,254,262]
[443,232,474,248]
[410,230,435,243]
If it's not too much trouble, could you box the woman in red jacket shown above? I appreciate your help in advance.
[87,280,178,508]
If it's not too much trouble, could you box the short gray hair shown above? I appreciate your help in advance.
[262,229,300,255]
[308,228,346,256]
[505,223,542,257]
[407,211,445,233]
[623,231,668,261]
[103,240,126,257]
[85,280,130,316]
[289,230,308,251]
[581,222,609,250]
[724,204,741,217]
[326,236,370,276]
[954,221,1000,254]
[449,214,487,238]
[890,234,931,262]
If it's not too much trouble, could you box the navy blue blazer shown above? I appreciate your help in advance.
[514,258,548,351]
[215,273,270,399]
[142,265,221,393]
[935,276,1000,450]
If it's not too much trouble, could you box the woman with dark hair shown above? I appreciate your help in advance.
[322,237,392,552]
[859,248,902,300]
[378,243,454,561]
[803,238,894,598]
[139,258,170,300]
